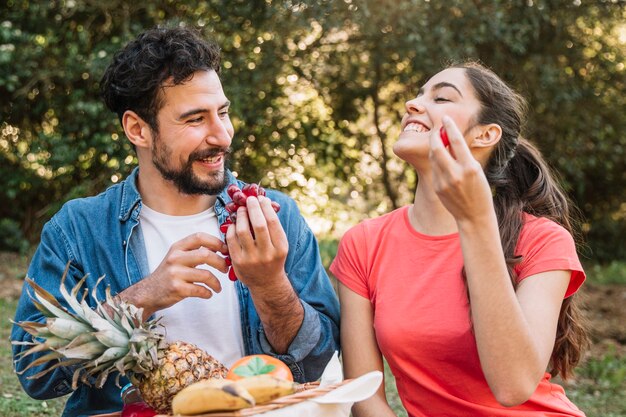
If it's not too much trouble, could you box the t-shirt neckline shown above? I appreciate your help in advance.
[401,205,459,241]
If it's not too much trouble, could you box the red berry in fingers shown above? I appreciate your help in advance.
[225,202,238,213]
[220,222,231,234]
[227,184,241,199]
[271,201,281,213]
[224,256,232,266]
[233,191,247,207]
[439,126,450,148]
[228,267,238,281]
[242,183,259,197]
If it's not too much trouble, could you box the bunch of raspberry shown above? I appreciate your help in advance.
[220,183,281,281]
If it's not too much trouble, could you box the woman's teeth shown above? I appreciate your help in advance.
[404,122,429,133]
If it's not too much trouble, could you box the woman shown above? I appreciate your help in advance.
[330,62,588,417]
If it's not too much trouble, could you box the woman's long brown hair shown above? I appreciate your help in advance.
[457,62,589,379]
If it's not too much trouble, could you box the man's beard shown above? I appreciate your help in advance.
[151,132,232,195]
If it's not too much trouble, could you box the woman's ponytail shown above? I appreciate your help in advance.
[458,61,589,379]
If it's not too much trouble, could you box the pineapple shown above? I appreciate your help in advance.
[12,266,228,413]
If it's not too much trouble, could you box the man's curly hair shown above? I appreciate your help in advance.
[100,26,221,131]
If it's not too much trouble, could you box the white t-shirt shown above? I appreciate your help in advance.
[139,204,245,367]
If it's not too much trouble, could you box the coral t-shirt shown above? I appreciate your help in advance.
[330,206,586,417]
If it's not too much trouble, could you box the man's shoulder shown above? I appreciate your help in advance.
[52,179,130,225]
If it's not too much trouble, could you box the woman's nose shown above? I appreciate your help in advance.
[405,98,425,114]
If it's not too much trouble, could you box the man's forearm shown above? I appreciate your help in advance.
[113,278,157,321]
[249,275,304,354]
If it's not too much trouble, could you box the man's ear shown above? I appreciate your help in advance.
[122,110,153,149]
[471,123,502,149]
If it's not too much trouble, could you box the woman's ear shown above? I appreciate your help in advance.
[471,123,502,149]
[122,110,153,149]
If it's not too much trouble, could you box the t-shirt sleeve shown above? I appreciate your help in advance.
[515,217,585,298]
[329,224,370,299]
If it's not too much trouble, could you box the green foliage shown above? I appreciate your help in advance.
[0,299,65,416]
[579,349,626,392]
[585,217,626,263]
[384,360,408,417]
[318,238,338,271]
[0,0,624,261]
[586,261,626,285]
[565,349,626,417]
[0,219,29,253]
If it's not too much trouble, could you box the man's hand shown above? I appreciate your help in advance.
[226,196,304,353]
[117,232,229,320]
[226,196,289,288]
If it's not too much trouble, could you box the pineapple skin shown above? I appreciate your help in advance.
[137,341,229,414]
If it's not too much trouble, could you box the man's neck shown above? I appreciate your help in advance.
[136,167,218,216]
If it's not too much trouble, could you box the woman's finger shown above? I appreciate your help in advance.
[443,116,472,164]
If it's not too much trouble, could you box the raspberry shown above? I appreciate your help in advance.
[242,183,259,197]
[233,191,247,207]
[219,221,231,234]
[227,184,241,199]
[225,202,238,213]
[228,267,238,282]
[439,126,450,147]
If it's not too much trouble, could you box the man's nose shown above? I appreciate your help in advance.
[205,118,233,147]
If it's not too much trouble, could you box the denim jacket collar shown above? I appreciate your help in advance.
[119,167,237,222]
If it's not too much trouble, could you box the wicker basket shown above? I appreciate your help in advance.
[159,379,353,417]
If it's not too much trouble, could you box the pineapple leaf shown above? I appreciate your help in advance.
[80,287,88,303]
[95,298,124,334]
[57,340,107,360]
[71,368,82,390]
[13,320,51,338]
[95,368,111,388]
[46,317,92,340]
[15,338,64,359]
[18,351,65,374]
[80,299,109,329]
[27,358,84,380]
[45,336,71,349]
[59,268,88,316]
[119,313,135,337]
[94,328,129,348]
[25,278,75,321]
[93,347,128,367]
[91,275,106,304]
[57,264,90,319]
[64,332,98,349]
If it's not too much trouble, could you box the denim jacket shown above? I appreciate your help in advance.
[11,168,340,417]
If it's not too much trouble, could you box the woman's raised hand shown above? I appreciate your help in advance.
[428,116,495,225]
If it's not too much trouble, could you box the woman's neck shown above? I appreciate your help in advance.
[409,175,459,236]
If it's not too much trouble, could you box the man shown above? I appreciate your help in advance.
[12,26,340,416]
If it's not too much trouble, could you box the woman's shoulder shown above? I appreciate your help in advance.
[517,212,578,262]
[520,212,571,239]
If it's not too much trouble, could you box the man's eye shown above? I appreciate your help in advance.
[434,97,450,102]
[219,111,229,119]
[188,117,203,123]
